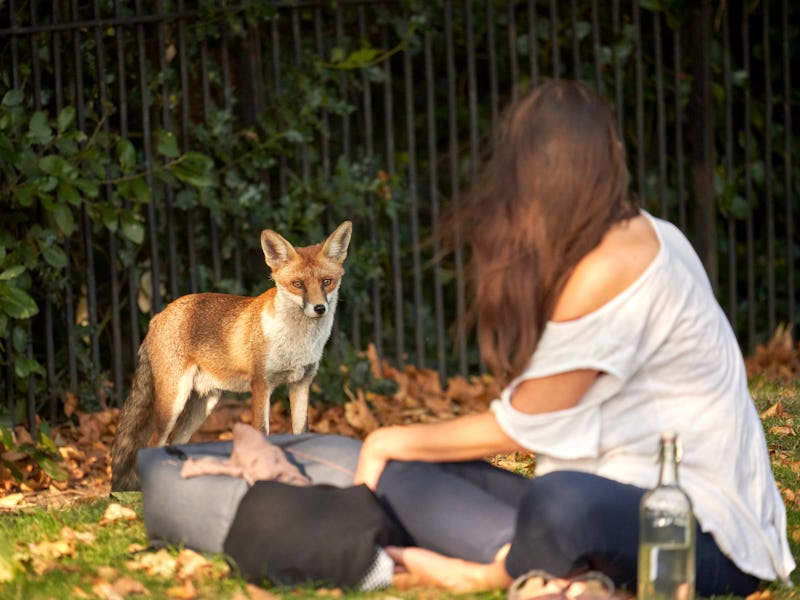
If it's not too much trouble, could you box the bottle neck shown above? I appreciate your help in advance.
[658,438,680,487]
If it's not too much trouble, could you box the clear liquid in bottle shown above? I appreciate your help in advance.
[637,432,695,600]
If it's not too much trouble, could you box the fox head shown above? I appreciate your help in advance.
[260,221,352,319]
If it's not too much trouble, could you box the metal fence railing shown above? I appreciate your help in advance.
[0,0,797,430]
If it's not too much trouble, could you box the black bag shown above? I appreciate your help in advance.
[223,481,403,588]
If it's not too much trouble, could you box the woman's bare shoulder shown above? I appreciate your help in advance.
[552,214,660,322]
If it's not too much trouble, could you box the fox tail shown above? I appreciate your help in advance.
[110,345,155,491]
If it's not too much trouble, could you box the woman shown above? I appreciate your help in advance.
[354,80,795,595]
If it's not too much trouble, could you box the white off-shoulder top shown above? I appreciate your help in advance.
[490,211,795,582]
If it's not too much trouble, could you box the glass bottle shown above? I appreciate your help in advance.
[637,432,696,600]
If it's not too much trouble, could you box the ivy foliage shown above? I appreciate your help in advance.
[0,88,214,410]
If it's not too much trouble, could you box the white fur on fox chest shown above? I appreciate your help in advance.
[260,293,336,383]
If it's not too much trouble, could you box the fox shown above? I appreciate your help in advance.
[110,221,353,491]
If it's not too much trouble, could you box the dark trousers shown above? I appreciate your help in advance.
[375,461,760,596]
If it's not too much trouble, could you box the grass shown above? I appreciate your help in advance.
[0,377,798,600]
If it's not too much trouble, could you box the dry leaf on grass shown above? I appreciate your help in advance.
[166,579,197,599]
[768,425,795,437]
[760,401,784,419]
[244,583,284,600]
[70,585,93,598]
[61,525,95,545]
[176,548,219,580]
[126,548,176,578]
[112,575,150,597]
[343,388,379,433]
[99,503,138,525]
[92,579,125,600]
[0,493,24,509]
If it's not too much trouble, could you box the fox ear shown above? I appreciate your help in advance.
[261,230,297,269]
[320,220,352,264]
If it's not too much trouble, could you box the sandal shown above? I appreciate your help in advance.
[508,569,615,600]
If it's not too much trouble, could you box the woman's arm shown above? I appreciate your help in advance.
[354,411,519,490]
[354,367,598,490]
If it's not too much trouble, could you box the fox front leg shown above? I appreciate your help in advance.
[288,369,315,434]
[250,377,273,435]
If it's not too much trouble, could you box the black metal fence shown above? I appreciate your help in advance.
[0,0,797,429]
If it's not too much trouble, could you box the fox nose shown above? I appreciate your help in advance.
[314,304,327,315]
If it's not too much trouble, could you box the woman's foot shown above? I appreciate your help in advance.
[386,545,512,593]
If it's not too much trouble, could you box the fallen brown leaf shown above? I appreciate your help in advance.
[113,574,150,596]
[244,584,283,600]
[127,548,176,578]
[63,392,79,418]
[176,548,215,580]
[0,493,24,509]
[343,388,379,434]
[100,502,138,525]
[92,579,125,600]
[760,401,784,419]
[768,425,795,437]
[166,578,197,599]
[61,525,95,545]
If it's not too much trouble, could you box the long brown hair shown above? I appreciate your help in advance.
[443,79,638,385]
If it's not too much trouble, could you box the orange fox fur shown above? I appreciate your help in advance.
[110,221,352,491]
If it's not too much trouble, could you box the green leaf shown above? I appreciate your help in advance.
[0,459,23,483]
[41,244,68,269]
[36,430,59,454]
[75,178,99,198]
[330,46,346,63]
[49,202,75,236]
[120,214,145,244]
[11,324,27,353]
[27,111,53,145]
[36,175,58,193]
[0,427,13,450]
[116,138,136,171]
[54,135,79,156]
[285,129,305,143]
[56,106,76,133]
[156,130,180,158]
[39,457,68,481]
[14,356,45,378]
[174,188,198,210]
[130,176,152,203]
[0,266,25,281]
[39,154,73,178]
[2,89,24,107]
[58,180,82,206]
[17,445,67,481]
[342,47,380,68]
[97,203,118,232]
[0,282,39,319]
[172,152,214,188]
[730,195,748,220]
[16,186,35,208]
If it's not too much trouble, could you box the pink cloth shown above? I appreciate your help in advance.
[180,423,310,486]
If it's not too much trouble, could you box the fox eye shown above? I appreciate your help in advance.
[322,278,333,286]
[292,281,303,289]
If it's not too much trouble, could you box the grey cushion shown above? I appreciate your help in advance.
[137,433,363,554]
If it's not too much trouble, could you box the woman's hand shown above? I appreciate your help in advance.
[354,428,391,490]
